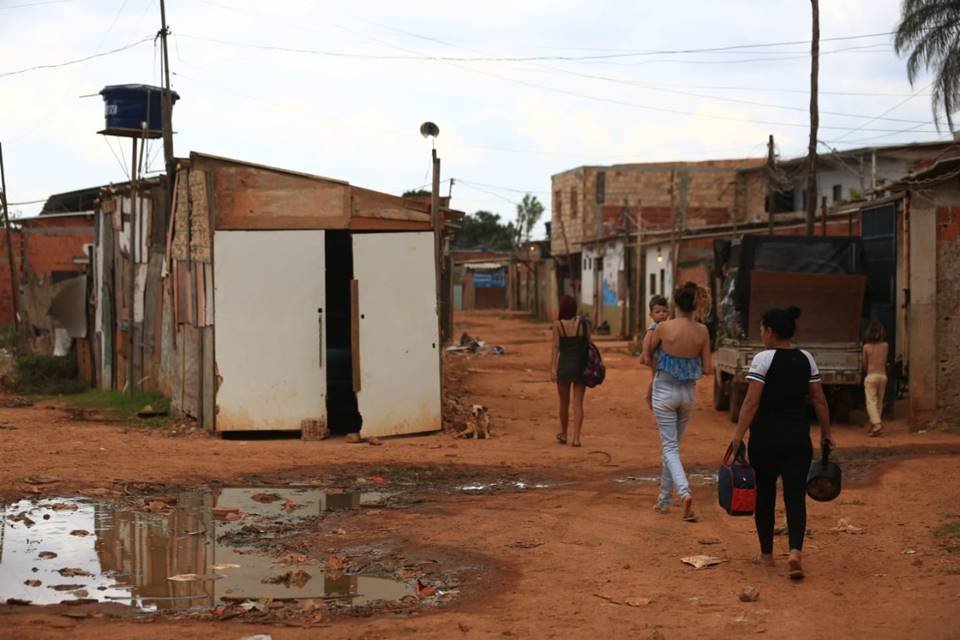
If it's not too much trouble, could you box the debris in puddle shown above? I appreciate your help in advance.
[738,586,760,602]
[57,568,93,578]
[210,563,241,571]
[69,529,91,537]
[251,493,282,503]
[147,500,169,514]
[415,579,436,598]
[23,580,41,587]
[225,512,245,522]
[38,551,58,559]
[47,502,78,511]
[325,555,345,573]
[49,584,85,591]
[680,555,728,569]
[262,569,312,588]
[7,512,36,527]
[167,573,222,582]
[6,598,31,605]
[280,498,299,513]
[213,506,240,519]
[275,553,313,566]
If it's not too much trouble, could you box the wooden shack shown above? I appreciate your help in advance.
[96,152,445,438]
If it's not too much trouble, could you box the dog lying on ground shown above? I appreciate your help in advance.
[458,404,492,439]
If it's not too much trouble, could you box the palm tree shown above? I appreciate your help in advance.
[894,0,960,130]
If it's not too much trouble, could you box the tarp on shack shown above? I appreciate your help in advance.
[716,236,869,340]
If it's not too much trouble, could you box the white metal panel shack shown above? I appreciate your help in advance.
[164,152,444,438]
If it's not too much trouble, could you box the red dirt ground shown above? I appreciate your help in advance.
[1,311,959,639]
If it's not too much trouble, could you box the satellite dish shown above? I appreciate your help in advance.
[420,121,440,138]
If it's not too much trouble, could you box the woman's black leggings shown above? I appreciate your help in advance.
[749,445,813,554]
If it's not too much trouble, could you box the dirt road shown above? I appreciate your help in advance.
[1,311,959,639]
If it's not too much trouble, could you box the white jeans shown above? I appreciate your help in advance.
[652,372,696,507]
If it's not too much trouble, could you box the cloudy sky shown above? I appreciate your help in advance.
[0,0,948,235]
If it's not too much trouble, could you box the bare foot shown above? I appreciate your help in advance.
[788,550,804,580]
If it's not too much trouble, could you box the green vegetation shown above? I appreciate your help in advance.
[933,521,960,540]
[12,352,86,394]
[0,326,21,353]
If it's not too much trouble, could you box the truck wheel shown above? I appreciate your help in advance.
[828,387,853,424]
[729,382,746,423]
[714,374,730,411]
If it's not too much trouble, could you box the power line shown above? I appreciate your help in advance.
[0,0,72,9]
[6,198,47,206]
[94,0,131,52]
[0,35,153,79]
[830,83,934,143]
[456,179,549,195]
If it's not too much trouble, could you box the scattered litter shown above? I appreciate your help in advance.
[209,563,241,571]
[23,475,61,485]
[38,551,58,559]
[57,568,93,578]
[23,580,41,587]
[6,598,31,605]
[507,540,545,549]
[367,476,387,485]
[325,555,345,573]
[69,530,91,537]
[1,397,33,408]
[239,635,273,640]
[625,597,654,607]
[681,555,728,569]
[280,498,299,513]
[488,346,506,355]
[903,549,917,555]
[49,584,85,591]
[136,404,169,418]
[832,519,864,534]
[593,593,623,605]
[238,600,267,612]
[147,500,169,514]
[738,586,760,602]
[275,553,312,566]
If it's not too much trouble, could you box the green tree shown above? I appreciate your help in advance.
[513,193,544,249]
[402,189,432,198]
[454,210,515,251]
[895,0,960,130]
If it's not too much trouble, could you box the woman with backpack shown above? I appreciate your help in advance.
[642,282,713,522]
[550,294,590,447]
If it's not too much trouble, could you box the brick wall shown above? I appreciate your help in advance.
[936,206,960,424]
[0,231,23,326]
[550,158,764,256]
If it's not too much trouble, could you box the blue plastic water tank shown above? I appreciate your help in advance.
[99,84,179,137]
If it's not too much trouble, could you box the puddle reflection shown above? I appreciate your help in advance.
[0,487,408,610]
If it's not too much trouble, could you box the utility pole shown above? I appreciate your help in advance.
[805,0,820,236]
[127,134,139,395]
[159,0,174,166]
[448,177,454,199]
[430,147,444,347]
[0,143,20,334]
[766,134,776,234]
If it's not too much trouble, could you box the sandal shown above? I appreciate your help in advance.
[556,433,567,444]
[681,496,698,522]
[788,555,804,580]
[868,425,883,437]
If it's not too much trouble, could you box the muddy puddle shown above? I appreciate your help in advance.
[0,486,412,611]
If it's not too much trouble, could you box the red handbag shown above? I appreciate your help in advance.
[718,442,757,516]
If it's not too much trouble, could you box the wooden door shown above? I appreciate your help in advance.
[213,230,326,431]
[352,232,440,438]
